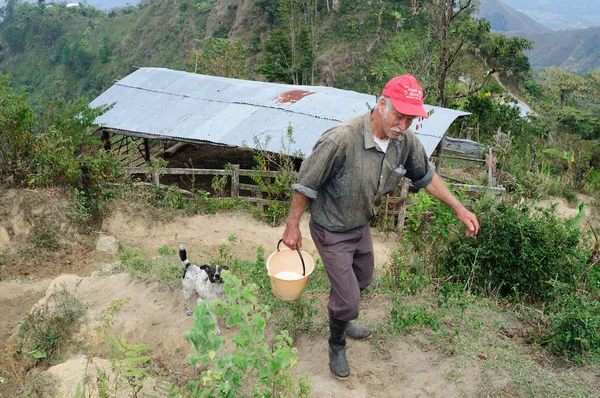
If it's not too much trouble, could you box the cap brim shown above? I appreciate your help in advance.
[390,99,429,118]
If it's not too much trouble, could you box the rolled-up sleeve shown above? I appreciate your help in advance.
[291,183,318,199]
[411,161,435,188]
[403,132,435,189]
[292,136,343,199]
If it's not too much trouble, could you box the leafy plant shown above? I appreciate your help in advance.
[388,296,440,333]
[403,187,466,274]
[216,233,237,264]
[381,250,430,295]
[250,123,300,226]
[184,272,307,397]
[543,148,575,184]
[72,187,92,222]
[77,298,158,397]
[541,292,600,362]
[443,201,588,301]
[211,163,232,198]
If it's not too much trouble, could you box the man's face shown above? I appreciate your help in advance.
[377,99,416,139]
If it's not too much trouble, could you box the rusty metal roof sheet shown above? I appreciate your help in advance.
[90,67,469,157]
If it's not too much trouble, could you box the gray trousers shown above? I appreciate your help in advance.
[309,219,374,321]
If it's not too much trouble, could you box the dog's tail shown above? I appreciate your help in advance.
[179,244,190,266]
[179,244,191,279]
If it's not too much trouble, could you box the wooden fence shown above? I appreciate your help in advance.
[125,161,504,237]
[124,165,285,207]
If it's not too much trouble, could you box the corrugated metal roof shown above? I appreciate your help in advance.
[90,67,469,157]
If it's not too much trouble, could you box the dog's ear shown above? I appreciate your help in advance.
[221,265,230,270]
[200,265,211,271]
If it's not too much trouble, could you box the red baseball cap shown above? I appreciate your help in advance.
[381,74,428,118]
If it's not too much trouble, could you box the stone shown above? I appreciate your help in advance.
[96,236,119,255]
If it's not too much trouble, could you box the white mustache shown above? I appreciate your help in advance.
[390,127,403,133]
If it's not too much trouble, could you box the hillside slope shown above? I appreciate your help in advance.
[476,0,550,34]
[476,0,600,73]
[0,0,393,101]
[500,0,600,30]
[515,27,600,73]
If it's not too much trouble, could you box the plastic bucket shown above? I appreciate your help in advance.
[266,240,315,301]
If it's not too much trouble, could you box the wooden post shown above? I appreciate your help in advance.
[231,164,240,198]
[487,147,496,188]
[144,138,150,162]
[153,171,160,186]
[435,135,446,173]
[395,179,410,240]
[466,127,473,140]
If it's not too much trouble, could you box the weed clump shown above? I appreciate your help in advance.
[16,285,87,366]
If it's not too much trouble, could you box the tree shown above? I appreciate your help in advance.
[539,67,600,139]
[258,29,294,83]
[256,0,280,24]
[3,0,19,17]
[423,0,477,106]
[98,43,110,63]
[187,38,248,79]
[0,73,34,175]
[541,67,586,106]
[259,0,318,84]
[412,0,532,106]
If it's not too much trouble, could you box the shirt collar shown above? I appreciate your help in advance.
[363,112,377,150]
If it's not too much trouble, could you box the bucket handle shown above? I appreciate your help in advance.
[277,239,306,276]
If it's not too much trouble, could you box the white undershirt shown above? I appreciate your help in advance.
[373,136,389,153]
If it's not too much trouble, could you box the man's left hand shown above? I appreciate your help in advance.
[455,207,480,237]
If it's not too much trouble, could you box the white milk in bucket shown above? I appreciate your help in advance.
[274,271,303,280]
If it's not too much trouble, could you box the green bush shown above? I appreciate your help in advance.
[541,292,600,361]
[442,201,588,301]
[403,188,466,274]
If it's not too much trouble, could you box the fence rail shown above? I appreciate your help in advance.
[124,163,504,238]
[124,165,284,200]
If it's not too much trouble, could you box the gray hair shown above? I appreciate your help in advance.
[381,96,394,116]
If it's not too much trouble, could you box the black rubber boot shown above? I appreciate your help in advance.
[346,322,372,340]
[329,313,350,380]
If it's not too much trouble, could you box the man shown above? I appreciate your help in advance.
[282,74,480,380]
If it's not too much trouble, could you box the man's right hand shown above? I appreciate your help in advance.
[282,192,309,250]
[282,223,303,250]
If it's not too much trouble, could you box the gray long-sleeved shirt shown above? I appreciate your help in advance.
[292,112,434,232]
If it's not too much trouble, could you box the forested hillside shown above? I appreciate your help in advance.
[477,0,600,73]
[0,0,531,103]
[516,27,600,73]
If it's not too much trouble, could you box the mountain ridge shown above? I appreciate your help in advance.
[477,0,600,73]
[476,0,550,34]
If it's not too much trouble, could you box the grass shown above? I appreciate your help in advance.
[387,286,600,397]
[111,245,181,291]
[15,284,87,367]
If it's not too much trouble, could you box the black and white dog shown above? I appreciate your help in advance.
[179,245,229,319]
